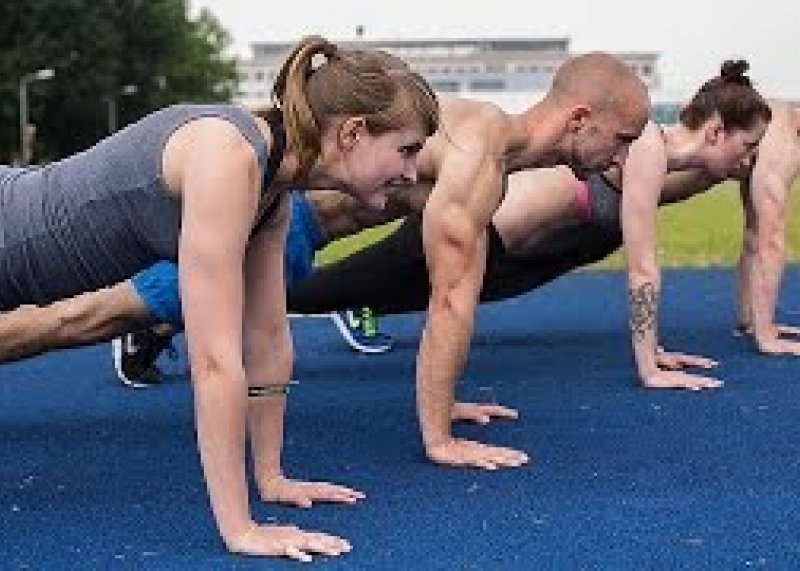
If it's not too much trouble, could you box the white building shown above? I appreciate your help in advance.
[237,37,661,115]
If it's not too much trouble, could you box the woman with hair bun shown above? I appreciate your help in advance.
[616,59,771,391]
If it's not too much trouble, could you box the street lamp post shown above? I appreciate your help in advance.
[18,67,55,166]
[106,84,138,134]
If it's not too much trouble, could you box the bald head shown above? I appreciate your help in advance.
[544,52,651,175]
[550,51,649,118]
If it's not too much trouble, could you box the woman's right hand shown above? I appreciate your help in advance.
[226,522,352,562]
[640,369,723,391]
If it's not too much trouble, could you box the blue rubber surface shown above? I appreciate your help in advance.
[1,268,799,569]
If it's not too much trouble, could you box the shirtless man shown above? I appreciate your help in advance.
[736,101,800,354]
[381,53,649,471]
[291,62,773,399]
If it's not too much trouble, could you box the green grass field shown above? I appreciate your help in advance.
[316,180,800,269]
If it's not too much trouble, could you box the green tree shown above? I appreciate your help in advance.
[0,0,238,162]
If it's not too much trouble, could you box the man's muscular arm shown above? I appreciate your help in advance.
[742,126,800,354]
[416,153,528,470]
[0,281,152,364]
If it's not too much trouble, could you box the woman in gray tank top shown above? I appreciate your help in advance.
[0,35,439,561]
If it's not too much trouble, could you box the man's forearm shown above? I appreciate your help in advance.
[751,238,786,339]
[748,174,791,341]
[416,300,474,449]
[0,283,151,364]
[736,241,755,329]
[0,304,63,363]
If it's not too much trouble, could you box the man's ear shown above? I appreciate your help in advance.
[567,104,592,133]
[337,117,368,152]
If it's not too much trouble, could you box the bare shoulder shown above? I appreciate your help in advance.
[763,101,800,142]
[437,97,511,155]
[754,103,800,178]
[633,121,665,151]
[162,117,259,195]
[793,103,800,132]
[625,121,667,172]
[184,117,259,160]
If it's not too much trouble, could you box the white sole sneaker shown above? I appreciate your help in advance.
[111,337,153,389]
[329,312,392,354]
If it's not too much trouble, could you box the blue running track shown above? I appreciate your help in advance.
[2,268,800,569]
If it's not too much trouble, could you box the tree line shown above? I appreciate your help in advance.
[0,0,238,162]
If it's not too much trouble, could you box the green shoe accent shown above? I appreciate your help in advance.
[360,307,379,338]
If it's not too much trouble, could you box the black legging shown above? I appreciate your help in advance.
[288,214,432,314]
[287,211,623,316]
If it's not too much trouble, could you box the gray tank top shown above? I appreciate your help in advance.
[0,104,284,310]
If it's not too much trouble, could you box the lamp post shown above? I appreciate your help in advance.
[19,67,55,165]
[105,84,138,134]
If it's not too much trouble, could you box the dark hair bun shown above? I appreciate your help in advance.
[720,59,751,86]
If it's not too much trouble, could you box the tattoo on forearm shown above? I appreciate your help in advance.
[629,282,658,343]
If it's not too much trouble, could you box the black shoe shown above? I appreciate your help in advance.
[111,328,174,388]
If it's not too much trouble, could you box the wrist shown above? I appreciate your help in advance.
[753,329,778,351]
[422,429,452,452]
[222,519,258,553]
[751,317,777,340]
[637,359,660,384]
[254,464,283,481]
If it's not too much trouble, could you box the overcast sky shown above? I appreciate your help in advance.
[191,0,799,101]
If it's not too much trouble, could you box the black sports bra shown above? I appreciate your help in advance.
[250,109,287,237]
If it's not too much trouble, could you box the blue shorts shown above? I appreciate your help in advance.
[131,191,324,330]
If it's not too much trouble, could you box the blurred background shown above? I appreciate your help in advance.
[1,1,237,164]
[2,0,798,266]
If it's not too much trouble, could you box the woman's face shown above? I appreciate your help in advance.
[333,118,427,209]
[705,120,767,178]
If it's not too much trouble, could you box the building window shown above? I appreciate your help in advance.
[255,71,264,82]
[469,79,506,91]
[430,80,461,92]
[651,103,680,125]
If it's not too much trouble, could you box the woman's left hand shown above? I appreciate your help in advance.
[258,475,366,508]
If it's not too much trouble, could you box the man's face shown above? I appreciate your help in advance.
[566,99,649,179]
